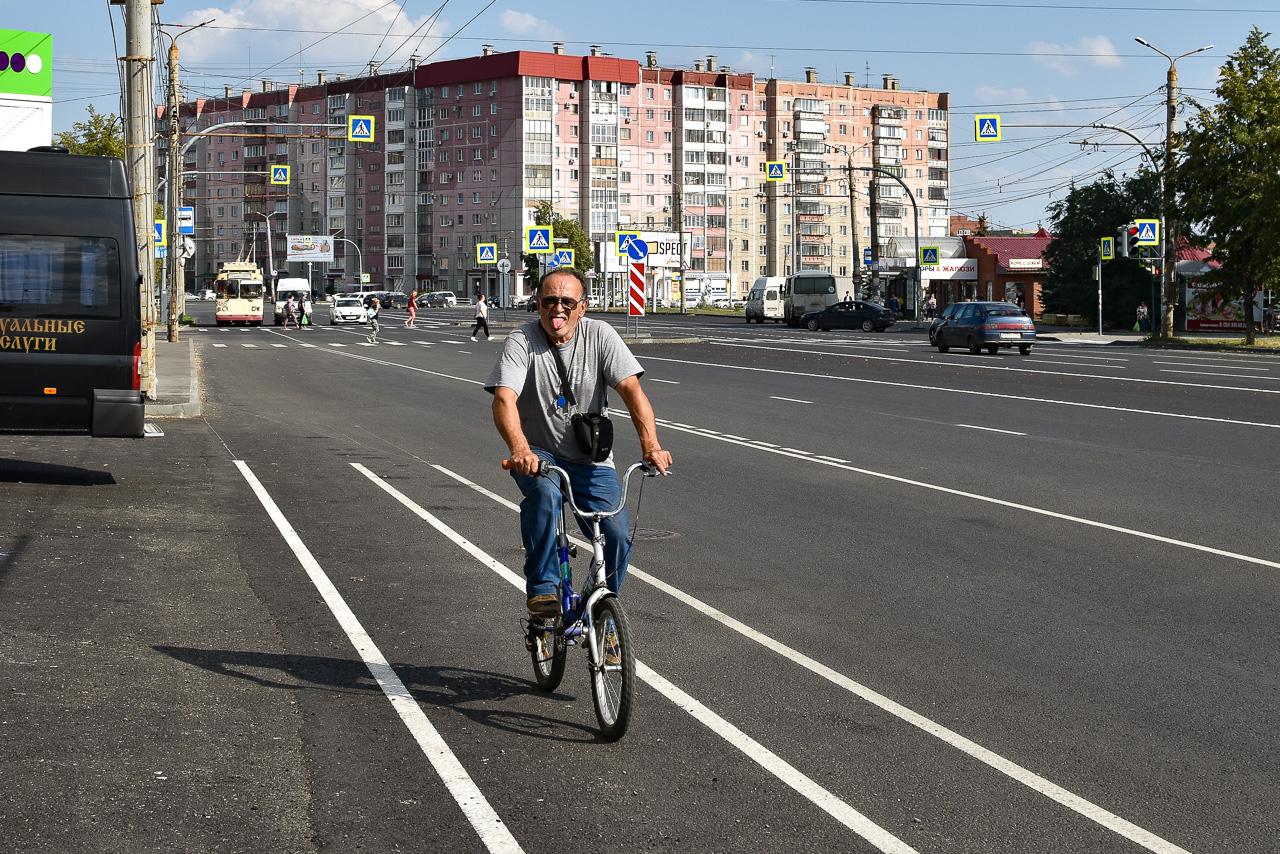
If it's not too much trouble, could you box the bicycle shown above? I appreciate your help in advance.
[501,458,661,740]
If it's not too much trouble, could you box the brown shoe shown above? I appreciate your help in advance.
[526,594,559,618]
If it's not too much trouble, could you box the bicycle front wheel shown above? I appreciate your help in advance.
[530,617,567,692]
[589,598,635,741]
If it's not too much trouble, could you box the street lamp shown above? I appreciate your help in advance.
[253,210,283,299]
[1134,37,1214,338]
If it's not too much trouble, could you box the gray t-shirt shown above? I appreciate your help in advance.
[485,317,643,465]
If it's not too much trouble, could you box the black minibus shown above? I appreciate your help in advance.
[0,149,145,437]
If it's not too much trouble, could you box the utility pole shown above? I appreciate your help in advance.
[1135,37,1214,338]
[120,0,159,398]
[676,189,687,314]
[844,154,860,293]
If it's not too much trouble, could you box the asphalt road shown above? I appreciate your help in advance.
[3,303,1277,853]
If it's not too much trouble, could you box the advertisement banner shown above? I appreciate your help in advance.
[1185,282,1263,332]
[600,232,688,272]
[285,235,334,262]
[921,257,977,281]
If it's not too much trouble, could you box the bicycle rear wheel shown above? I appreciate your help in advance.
[530,617,566,691]
[589,598,635,741]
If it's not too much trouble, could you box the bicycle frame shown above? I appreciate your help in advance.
[541,461,650,648]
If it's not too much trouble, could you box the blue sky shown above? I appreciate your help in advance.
[9,0,1273,230]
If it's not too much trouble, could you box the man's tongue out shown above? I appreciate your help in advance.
[551,316,567,331]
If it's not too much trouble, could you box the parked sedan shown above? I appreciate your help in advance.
[799,300,896,332]
[929,301,1036,354]
[329,296,367,325]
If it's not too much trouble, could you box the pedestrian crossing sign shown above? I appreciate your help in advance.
[476,243,497,264]
[347,115,375,142]
[270,165,290,185]
[1134,219,1160,246]
[974,114,1002,142]
[525,226,553,253]
[153,219,166,247]
[553,248,574,268]
[765,161,786,181]
[1100,236,1115,261]
[616,231,642,257]
[920,245,940,266]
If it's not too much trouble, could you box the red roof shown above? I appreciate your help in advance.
[968,229,1054,271]
[416,51,640,88]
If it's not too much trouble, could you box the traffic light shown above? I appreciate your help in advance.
[1116,226,1131,258]
[1124,224,1142,257]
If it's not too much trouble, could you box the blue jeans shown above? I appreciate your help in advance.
[510,449,630,598]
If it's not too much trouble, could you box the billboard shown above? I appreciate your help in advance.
[600,232,688,272]
[285,235,334,262]
[0,30,52,151]
[1185,282,1264,332]
[921,257,977,281]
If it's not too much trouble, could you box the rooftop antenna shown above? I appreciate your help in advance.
[299,42,304,84]
[864,62,871,88]
[769,54,775,79]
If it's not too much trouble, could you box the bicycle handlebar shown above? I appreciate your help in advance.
[499,458,664,520]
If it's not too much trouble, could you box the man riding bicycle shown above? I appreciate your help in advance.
[486,268,673,617]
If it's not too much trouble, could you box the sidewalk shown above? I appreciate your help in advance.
[144,334,201,418]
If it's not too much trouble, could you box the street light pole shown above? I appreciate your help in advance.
[254,211,281,299]
[1135,37,1214,338]
[333,236,363,283]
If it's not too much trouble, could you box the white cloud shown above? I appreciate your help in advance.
[175,0,448,87]
[1028,35,1122,76]
[974,85,1031,102]
[498,9,561,39]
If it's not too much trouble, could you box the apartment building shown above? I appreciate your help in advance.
[161,45,948,302]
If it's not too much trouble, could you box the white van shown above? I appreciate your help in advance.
[273,278,311,324]
[745,276,785,323]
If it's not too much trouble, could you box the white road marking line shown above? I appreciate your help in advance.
[639,355,1280,429]
[297,342,317,348]
[708,341,1280,395]
[270,343,287,348]
[1025,358,1124,369]
[649,378,681,384]
[212,343,226,348]
[233,462,523,854]
[814,455,850,463]
[1160,369,1280,381]
[770,395,814,404]
[458,350,472,354]
[430,462,1191,854]
[387,341,407,346]
[957,424,1027,436]
[656,416,1280,571]
[1152,354,1272,366]
[358,342,376,347]
[780,447,812,454]
[416,341,433,346]
[241,343,258,348]
[1152,360,1269,371]
[1022,352,1129,362]
[722,434,748,441]
[328,342,347,348]
[354,463,916,854]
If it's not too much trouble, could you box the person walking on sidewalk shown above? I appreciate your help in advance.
[405,290,418,328]
[366,297,381,343]
[471,293,490,341]
[301,294,313,328]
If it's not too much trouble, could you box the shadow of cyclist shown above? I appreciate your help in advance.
[154,645,603,743]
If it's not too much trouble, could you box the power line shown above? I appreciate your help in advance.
[786,0,1277,12]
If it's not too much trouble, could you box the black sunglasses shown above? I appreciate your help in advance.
[540,296,581,310]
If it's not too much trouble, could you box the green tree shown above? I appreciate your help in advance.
[533,201,594,276]
[1176,27,1280,344]
[1042,169,1160,328]
[55,105,125,158]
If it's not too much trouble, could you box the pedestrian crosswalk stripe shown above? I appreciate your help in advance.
[358,342,375,346]
[271,343,287,348]
[387,341,407,346]
[212,343,226,348]
[328,342,346,347]
[242,343,258,348]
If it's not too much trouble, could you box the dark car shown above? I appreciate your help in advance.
[799,300,895,332]
[929,301,1036,355]
[382,292,409,310]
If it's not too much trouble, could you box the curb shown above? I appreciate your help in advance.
[145,338,202,418]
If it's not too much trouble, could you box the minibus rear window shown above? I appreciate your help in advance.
[0,235,122,318]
